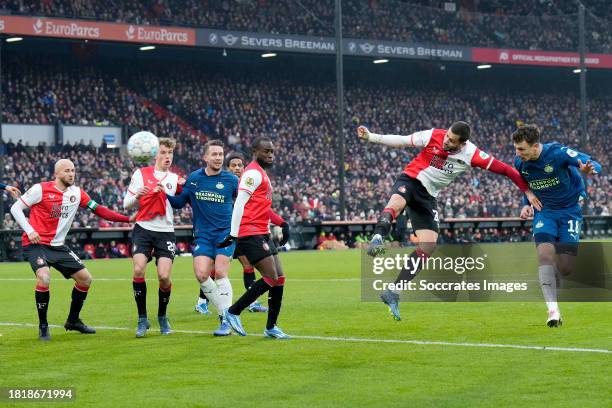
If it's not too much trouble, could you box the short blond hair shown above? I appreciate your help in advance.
[158,137,177,150]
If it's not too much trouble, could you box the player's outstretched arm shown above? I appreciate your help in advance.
[166,188,190,209]
[561,147,602,175]
[576,159,602,175]
[473,152,542,211]
[0,182,21,199]
[357,126,430,148]
[86,201,131,223]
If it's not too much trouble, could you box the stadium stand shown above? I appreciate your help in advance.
[1,53,609,231]
[0,0,610,52]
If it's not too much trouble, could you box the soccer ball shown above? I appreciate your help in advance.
[127,131,159,163]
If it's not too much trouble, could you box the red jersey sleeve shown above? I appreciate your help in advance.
[79,189,92,208]
[470,148,495,170]
[268,209,285,226]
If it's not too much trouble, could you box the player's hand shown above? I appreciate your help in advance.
[5,185,21,199]
[357,126,370,141]
[524,190,542,211]
[153,182,164,193]
[178,177,186,186]
[578,159,597,175]
[28,230,41,244]
[279,222,290,246]
[217,235,236,249]
[519,205,534,219]
[136,186,150,198]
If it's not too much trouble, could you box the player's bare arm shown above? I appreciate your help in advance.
[357,125,427,147]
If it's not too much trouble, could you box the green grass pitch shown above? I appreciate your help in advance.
[0,246,610,407]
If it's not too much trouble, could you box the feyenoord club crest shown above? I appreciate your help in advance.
[36,257,45,265]
[166,183,172,190]
[70,195,76,203]
[262,242,270,251]
[398,186,407,193]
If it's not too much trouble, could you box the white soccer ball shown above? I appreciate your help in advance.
[127,131,159,163]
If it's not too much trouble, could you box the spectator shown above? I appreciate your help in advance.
[95,242,108,259]
[7,240,23,261]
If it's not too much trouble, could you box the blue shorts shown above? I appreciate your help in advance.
[193,233,235,259]
[532,204,583,243]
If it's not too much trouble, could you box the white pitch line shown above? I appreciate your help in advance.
[0,322,609,354]
[0,278,360,282]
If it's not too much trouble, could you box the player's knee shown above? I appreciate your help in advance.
[36,271,51,287]
[133,263,146,277]
[158,271,171,283]
[77,273,92,287]
[194,268,210,282]
[159,276,171,287]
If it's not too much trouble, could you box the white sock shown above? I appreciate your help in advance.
[215,277,233,316]
[553,265,561,289]
[197,296,207,305]
[539,265,558,312]
[200,278,222,314]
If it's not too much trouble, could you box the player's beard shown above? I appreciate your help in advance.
[257,158,273,169]
[58,177,74,188]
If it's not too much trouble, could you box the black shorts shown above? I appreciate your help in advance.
[233,244,244,260]
[391,174,440,233]
[131,224,176,261]
[236,234,278,265]
[25,244,85,278]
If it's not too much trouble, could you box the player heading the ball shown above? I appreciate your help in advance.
[358,122,541,321]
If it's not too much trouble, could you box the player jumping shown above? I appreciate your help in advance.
[166,140,238,336]
[513,124,601,327]
[218,137,291,339]
[10,159,131,340]
[358,122,542,320]
[124,137,181,338]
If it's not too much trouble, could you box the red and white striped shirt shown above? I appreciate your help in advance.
[125,166,179,232]
[402,128,494,197]
[19,181,93,246]
[237,161,273,237]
